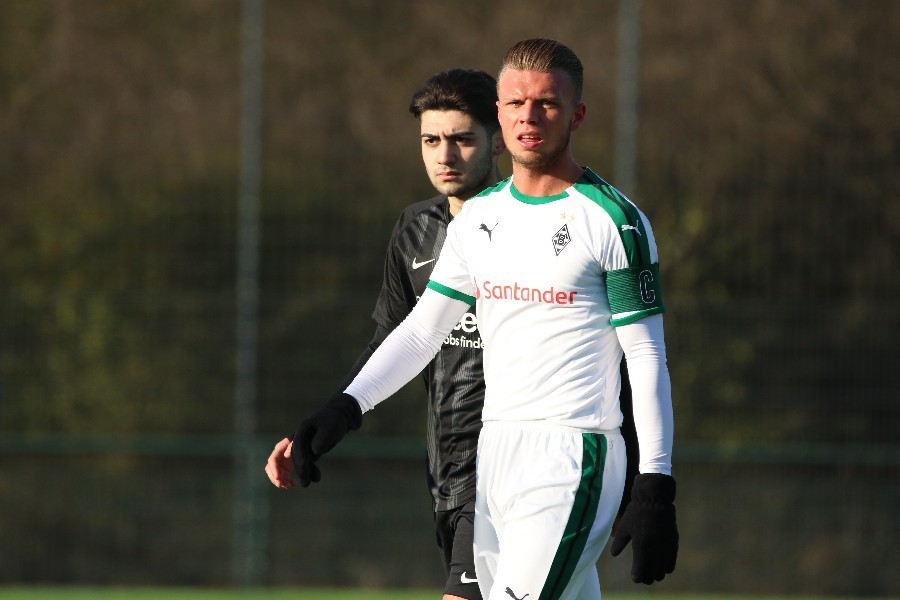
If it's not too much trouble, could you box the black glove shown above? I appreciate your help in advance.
[290,393,363,487]
[610,473,679,584]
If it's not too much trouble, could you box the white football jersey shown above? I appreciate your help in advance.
[427,168,665,431]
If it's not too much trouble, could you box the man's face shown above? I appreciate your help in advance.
[419,109,498,200]
[496,68,585,170]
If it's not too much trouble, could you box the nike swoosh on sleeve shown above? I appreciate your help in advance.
[460,572,478,584]
[412,257,435,270]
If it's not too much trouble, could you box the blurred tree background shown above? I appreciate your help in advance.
[1,0,898,595]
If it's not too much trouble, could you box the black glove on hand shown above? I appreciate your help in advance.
[290,393,363,487]
[610,473,679,584]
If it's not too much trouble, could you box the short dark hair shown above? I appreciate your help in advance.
[499,38,584,103]
[409,68,499,133]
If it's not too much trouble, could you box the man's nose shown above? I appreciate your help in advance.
[438,142,457,164]
[519,101,539,123]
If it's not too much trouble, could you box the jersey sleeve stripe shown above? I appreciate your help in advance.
[426,280,476,305]
[610,306,665,327]
[576,169,653,267]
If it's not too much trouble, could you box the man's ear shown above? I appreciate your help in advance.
[492,130,506,156]
[571,102,587,132]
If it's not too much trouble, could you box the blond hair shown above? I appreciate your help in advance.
[499,38,584,102]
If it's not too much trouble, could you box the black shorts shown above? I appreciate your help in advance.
[434,499,482,600]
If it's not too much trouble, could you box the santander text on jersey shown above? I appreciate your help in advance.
[473,278,577,306]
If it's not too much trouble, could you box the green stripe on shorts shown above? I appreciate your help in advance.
[539,433,607,600]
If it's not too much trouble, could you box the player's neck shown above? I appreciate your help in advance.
[512,156,582,198]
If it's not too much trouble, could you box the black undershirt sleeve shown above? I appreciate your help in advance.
[618,357,639,519]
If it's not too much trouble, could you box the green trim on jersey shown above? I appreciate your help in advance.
[574,168,665,325]
[575,168,653,268]
[607,263,666,326]
[426,280,476,305]
[509,181,569,205]
[539,433,607,600]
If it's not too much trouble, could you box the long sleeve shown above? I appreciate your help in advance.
[345,288,470,413]
[615,313,674,475]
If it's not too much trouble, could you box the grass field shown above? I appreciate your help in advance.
[0,590,444,600]
[0,591,786,600]
[0,590,433,600]
[0,591,886,600]
[0,590,443,600]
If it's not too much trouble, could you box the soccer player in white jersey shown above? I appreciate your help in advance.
[286,39,678,600]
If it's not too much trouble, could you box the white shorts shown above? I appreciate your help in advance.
[473,422,626,600]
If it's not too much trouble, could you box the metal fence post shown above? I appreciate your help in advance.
[615,0,642,196]
[233,0,266,587]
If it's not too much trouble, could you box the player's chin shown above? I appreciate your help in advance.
[434,180,475,198]
[430,180,459,195]
[511,151,548,169]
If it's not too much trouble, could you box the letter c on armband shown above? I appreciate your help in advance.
[639,269,656,304]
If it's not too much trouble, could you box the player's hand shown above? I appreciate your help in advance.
[290,393,363,487]
[265,437,296,489]
[610,473,679,584]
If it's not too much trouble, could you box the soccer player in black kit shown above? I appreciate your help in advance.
[265,69,638,600]
[267,68,503,600]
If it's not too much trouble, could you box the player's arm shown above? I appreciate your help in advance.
[345,288,468,412]
[610,314,678,584]
[275,325,390,488]
[272,209,412,489]
[271,323,389,489]
[290,289,469,486]
[616,314,673,474]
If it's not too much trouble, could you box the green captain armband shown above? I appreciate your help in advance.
[607,263,665,326]
[426,280,476,306]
